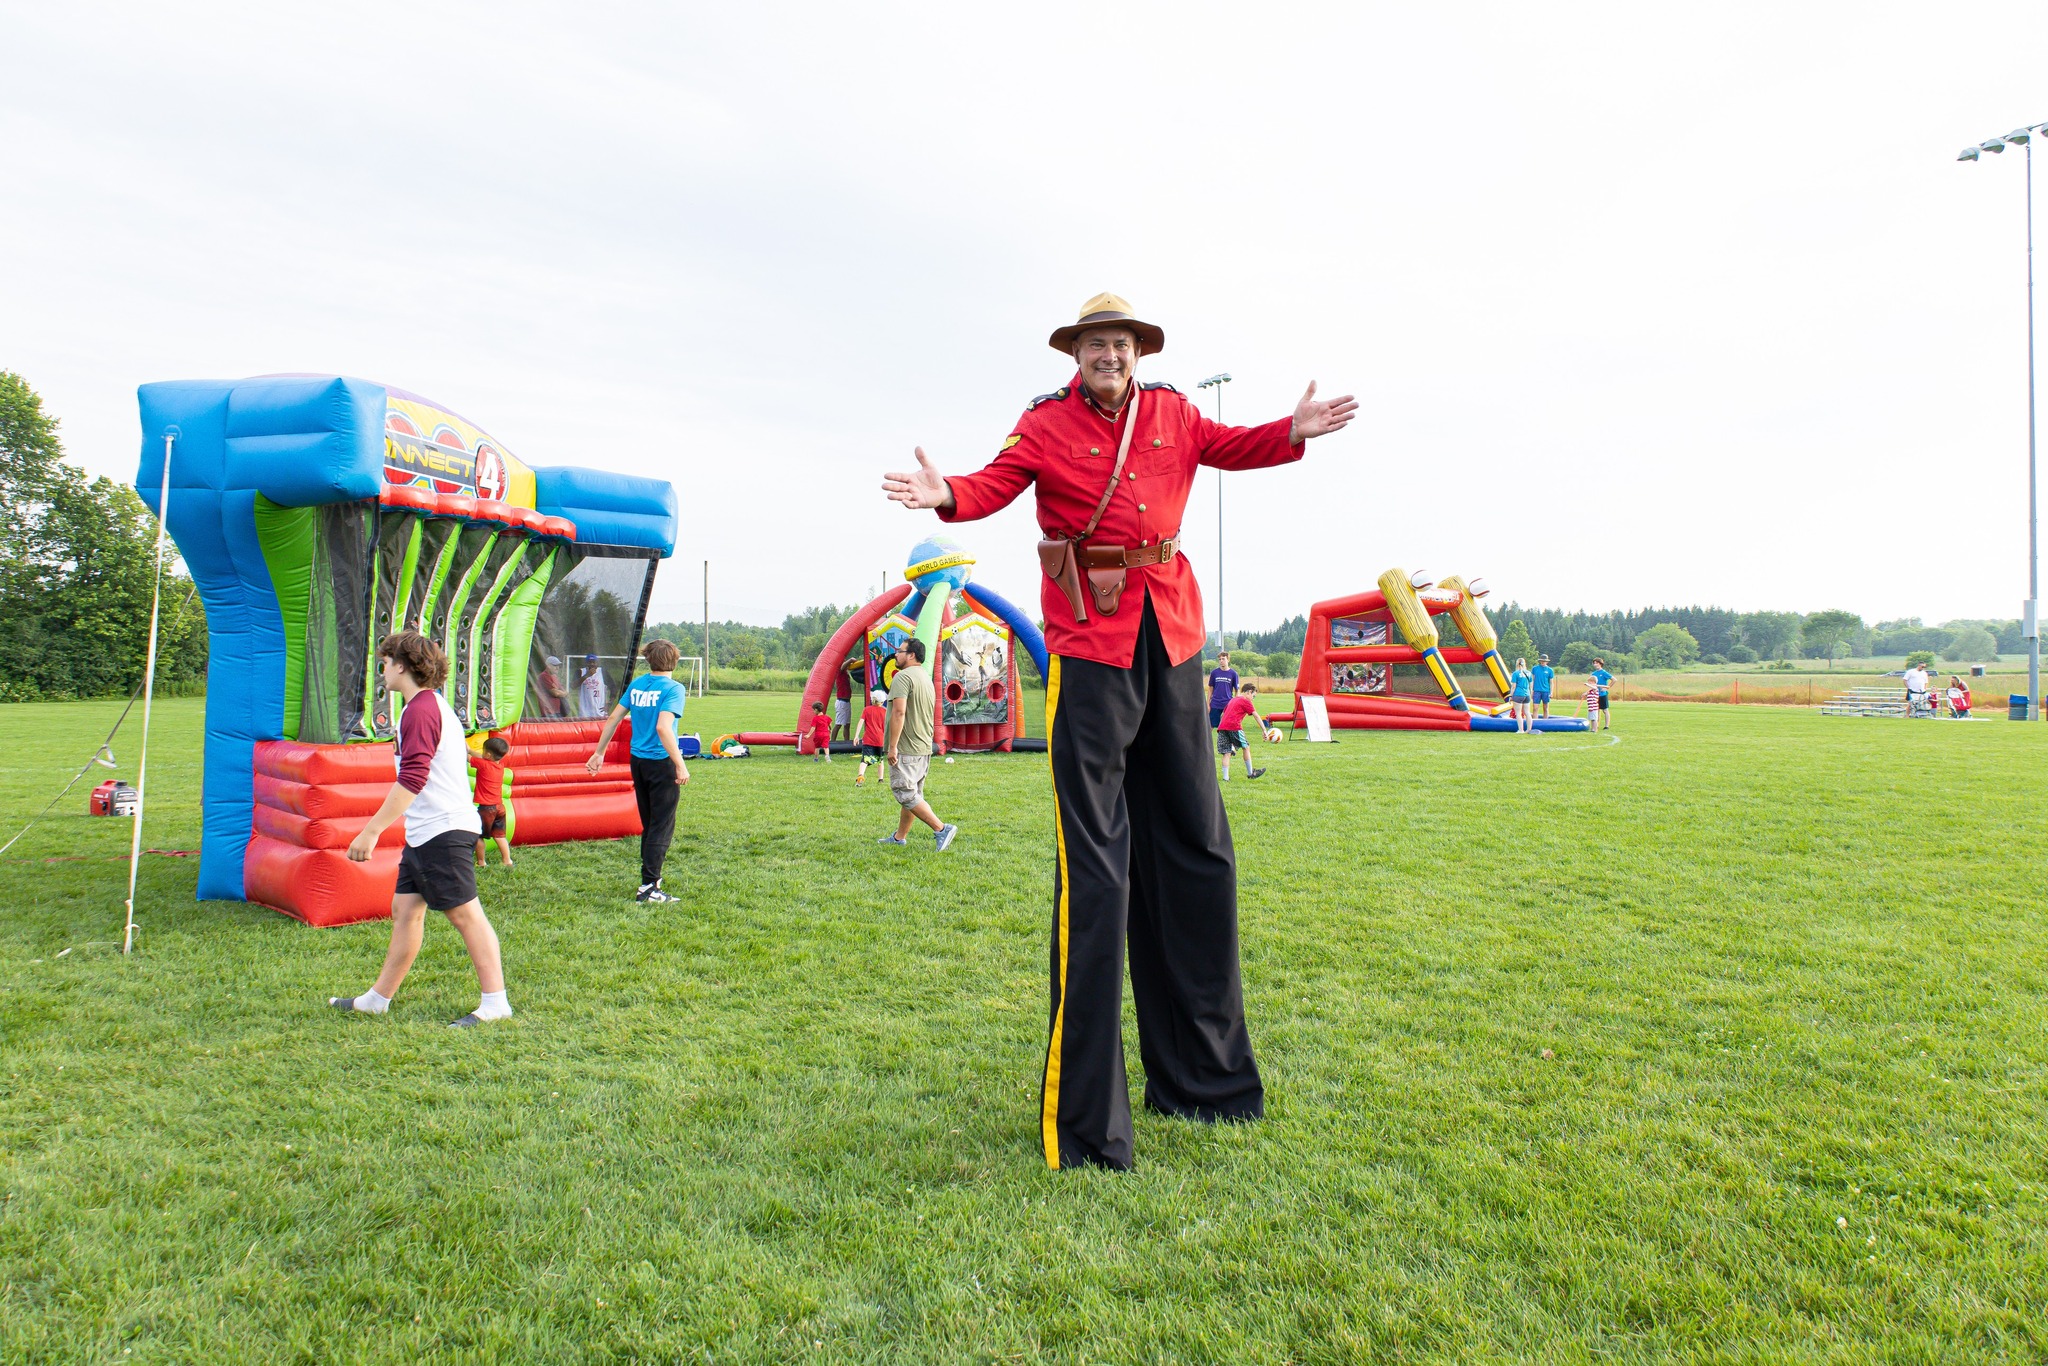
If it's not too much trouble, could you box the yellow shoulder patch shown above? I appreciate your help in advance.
[1002,433,1022,451]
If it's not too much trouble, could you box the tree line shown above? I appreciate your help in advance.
[1,373,209,701]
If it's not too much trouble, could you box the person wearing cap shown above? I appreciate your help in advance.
[538,654,568,719]
[881,293,1357,1171]
[577,652,609,719]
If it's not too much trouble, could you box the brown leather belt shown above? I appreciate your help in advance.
[1077,535,1179,570]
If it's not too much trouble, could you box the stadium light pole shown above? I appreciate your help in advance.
[1960,123,2048,718]
[1197,373,1232,647]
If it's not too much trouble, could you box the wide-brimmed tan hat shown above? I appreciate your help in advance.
[1048,292,1166,356]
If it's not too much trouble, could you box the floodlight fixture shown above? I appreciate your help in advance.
[1961,147,1982,161]
[1982,140,2007,153]
[2009,130,2032,146]
[1197,373,1232,389]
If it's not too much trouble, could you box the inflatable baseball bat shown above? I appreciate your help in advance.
[1437,574,1512,697]
[1376,567,1468,710]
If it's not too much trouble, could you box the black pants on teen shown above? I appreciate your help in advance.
[1040,602,1264,1170]
[630,756,679,886]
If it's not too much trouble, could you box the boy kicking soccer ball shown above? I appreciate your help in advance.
[330,630,511,1027]
[1216,682,1268,781]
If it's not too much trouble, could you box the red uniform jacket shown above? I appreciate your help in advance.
[938,373,1302,668]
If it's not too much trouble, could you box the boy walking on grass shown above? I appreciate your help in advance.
[878,637,957,850]
[855,687,888,785]
[586,639,691,904]
[808,700,833,761]
[330,631,511,1027]
[1215,682,1268,781]
[1532,654,1555,719]
[470,734,513,868]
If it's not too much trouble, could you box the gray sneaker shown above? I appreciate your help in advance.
[878,834,908,846]
[934,823,959,852]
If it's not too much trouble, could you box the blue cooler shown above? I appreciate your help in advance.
[2011,694,2031,721]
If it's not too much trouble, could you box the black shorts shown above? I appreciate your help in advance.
[1216,728,1250,755]
[860,744,884,760]
[395,829,480,911]
[1597,693,1609,710]
[1209,704,1227,728]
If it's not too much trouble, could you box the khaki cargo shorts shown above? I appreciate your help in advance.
[889,753,929,808]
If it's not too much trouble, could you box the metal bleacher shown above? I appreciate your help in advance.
[1819,686,1912,718]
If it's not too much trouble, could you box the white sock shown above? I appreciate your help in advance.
[474,990,512,1021]
[355,988,390,1014]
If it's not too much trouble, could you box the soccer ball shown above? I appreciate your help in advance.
[1264,727,1284,744]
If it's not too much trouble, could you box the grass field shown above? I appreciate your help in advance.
[4,694,2047,1363]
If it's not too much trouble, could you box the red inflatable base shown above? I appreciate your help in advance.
[244,834,398,927]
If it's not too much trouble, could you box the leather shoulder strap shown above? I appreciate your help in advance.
[1077,387,1138,541]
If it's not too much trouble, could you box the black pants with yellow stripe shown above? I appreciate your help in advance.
[1041,602,1264,1170]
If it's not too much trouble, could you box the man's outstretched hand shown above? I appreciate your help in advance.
[1288,382,1359,444]
[881,447,956,512]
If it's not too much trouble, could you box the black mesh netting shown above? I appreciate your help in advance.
[527,548,656,724]
[301,501,373,743]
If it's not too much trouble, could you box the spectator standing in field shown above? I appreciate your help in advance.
[1215,683,1268,781]
[330,630,510,1027]
[1903,661,1931,716]
[1948,674,1972,718]
[1206,650,1240,730]
[808,700,833,761]
[1510,657,1534,734]
[1532,653,1555,719]
[833,665,855,742]
[855,687,888,785]
[538,655,568,719]
[470,734,513,869]
[585,639,691,903]
[1590,658,1614,730]
[879,637,956,850]
[1583,673,1602,724]
[578,653,609,719]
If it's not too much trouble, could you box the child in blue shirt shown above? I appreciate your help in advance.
[587,639,691,902]
[1590,659,1614,731]
[1510,657,1535,734]
[1531,654,1555,718]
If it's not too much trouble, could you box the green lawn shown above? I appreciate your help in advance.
[3,696,2046,1363]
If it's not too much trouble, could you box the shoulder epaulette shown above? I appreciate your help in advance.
[1024,386,1071,412]
[1138,380,1181,395]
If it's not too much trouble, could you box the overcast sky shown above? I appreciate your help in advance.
[4,3,2045,632]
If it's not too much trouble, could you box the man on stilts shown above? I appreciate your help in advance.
[883,294,1356,1169]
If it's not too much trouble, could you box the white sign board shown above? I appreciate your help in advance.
[1301,694,1334,742]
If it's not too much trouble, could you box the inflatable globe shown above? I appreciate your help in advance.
[904,535,975,593]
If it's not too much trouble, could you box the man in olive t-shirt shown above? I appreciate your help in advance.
[881,637,956,851]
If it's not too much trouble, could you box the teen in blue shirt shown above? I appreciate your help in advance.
[1531,655,1555,718]
[587,640,691,901]
[1510,658,1535,734]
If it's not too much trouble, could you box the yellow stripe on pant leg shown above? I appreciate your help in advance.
[1041,655,1070,1170]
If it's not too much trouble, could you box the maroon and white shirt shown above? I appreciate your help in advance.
[395,690,483,846]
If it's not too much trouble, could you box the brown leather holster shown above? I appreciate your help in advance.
[1038,537,1091,623]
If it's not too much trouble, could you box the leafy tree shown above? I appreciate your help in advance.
[1738,610,1802,661]
[1559,640,1601,672]
[1800,610,1863,668]
[1265,651,1299,682]
[1945,626,1998,662]
[1727,643,1757,663]
[0,373,208,699]
[1634,622,1701,670]
[1497,618,1537,666]
[1904,649,1936,669]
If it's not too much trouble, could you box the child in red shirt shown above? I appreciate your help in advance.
[808,700,833,762]
[469,734,513,867]
[855,688,888,785]
[1216,684,1268,782]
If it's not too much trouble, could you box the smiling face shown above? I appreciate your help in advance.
[1073,326,1139,409]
